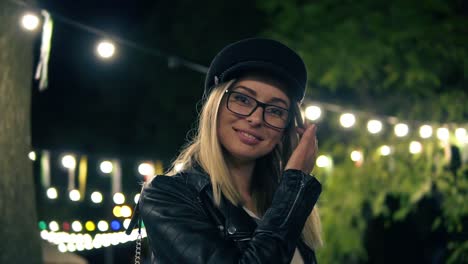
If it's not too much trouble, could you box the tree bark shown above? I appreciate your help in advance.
[0,0,43,262]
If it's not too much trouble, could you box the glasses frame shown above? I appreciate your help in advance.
[224,89,291,129]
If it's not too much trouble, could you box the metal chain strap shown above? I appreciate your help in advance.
[134,233,142,264]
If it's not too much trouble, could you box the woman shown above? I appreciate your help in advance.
[128,38,323,263]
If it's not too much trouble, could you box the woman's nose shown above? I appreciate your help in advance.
[246,106,264,126]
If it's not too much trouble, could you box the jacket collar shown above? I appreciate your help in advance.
[184,164,258,238]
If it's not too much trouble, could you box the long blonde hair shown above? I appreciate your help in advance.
[167,80,323,249]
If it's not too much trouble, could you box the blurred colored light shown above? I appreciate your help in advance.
[63,221,70,231]
[138,163,155,176]
[316,155,332,168]
[380,145,391,156]
[46,187,58,199]
[113,193,125,204]
[38,221,47,230]
[28,151,36,161]
[58,243,67,253]
[61,155,76,169]
[394,123,409,137]
[305,105,322,121]
[111,220,121,231]
[49,221,59,232]
[367,120,383,134]
[97,221,109,232]
[174,163,184,172]
[69,190,81,201]
[120,205,132,218]
[113,206,122,217]
[339,113,356,128]
[134,193,140,204]
[455,128,467,141]
[21,13,40,31]
[96,41,115,58]
[71,221,82,232]
[419,125,433,138]
[85,221,96,231]
[409,141,422,154]
[91,191,103,204]
[350,150,363,162]
[100,161,113,173]
[437,128,449,141]
[123,219,131,229]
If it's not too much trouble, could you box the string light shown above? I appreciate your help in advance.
[97,221,109,232]
[21,13,40,31]
[305,105,322,121]
[96,40,115,59]
[419,125,433,139]
[379,145,391,156]
[113,193,125,205]
[46,187,58,199]
[69,189,81,201]
[138,162,155,176]
[120,205,132,218]
[456,128,467,142]
[316,155,332,168]
[394,123,409,137]
[367,120,383,134]
[28,151,36,161]
[49,221,59,232]
[409,141,422,154]
[134,193,140,204]
[71,221,83,232]
[61,155,76,169]
[436,128,450,141]
[99,161,113,173]
[90,191,103,204]
[340,113,356,128]
[350,150,363,162]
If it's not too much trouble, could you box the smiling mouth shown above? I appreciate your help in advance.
[234,128,263,141]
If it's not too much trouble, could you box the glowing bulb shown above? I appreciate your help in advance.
[111,220,121,231]
[85,221,95,231]
[305,105,322,121]
[339,113,356,128]
[113,193,125,204]
[419,125,433,139]
[28,151,36,161]
[96,41,115,58]
[46,187,58,199]
[436,128,449,141]
[69,189,81,201]
[100,161,113,173]
[138,163,155,176]
[123,219,131,229]
[455,128,467,141]
[350,150,363,162]
[120,205,132,218]
[91,191,103,204]
[21,13,40,31]
[380,145,391,156]
[367,120,383,134]
[409,141,422,154]
[62,155,76,169]
[97,221,109,232]
[49,221,59,232]
[394,123,409,137]
[316,155,332,168]
[113,206,122,217]
[58,243,67,253]
[71,221,82,232]
[134,193,140,204]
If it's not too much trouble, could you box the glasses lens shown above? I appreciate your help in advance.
[227,92,255,115]
[227,91,289,128]
[264,106,289,128]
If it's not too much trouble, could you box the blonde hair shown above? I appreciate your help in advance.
[167,80,323,249]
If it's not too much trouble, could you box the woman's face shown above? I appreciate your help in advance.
[217,77,291,164]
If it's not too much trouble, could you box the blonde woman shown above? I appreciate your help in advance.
[127,38,322,263]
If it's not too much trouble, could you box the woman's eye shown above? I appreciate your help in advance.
[234,94,251,104]
[267,107,285,117]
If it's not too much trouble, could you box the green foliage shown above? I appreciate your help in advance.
[257,0,468,262]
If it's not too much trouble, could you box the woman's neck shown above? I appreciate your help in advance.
[226,158,256,202]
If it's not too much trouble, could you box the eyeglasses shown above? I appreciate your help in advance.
[224,89,290,129]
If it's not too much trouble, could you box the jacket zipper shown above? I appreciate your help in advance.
[281,178,306,227]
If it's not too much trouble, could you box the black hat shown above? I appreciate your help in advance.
[204,38,307,102]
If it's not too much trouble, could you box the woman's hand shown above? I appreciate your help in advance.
[284,124,318,174]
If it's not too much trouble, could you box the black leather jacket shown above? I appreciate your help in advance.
[130,165,321,263]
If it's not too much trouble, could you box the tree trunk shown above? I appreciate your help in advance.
[0,0,43,262]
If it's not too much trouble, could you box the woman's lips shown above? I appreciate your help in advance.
[235,129,262,145]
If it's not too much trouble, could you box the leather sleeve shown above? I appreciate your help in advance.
[140,169,321,264]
